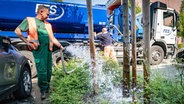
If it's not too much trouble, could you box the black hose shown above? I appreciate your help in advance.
[60,49,76,74]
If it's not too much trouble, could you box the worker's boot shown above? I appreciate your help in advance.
[41,92,46,100]
[46,88,50,93]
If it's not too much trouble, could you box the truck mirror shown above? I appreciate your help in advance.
[172,28,176,32]
[177,28,180,33]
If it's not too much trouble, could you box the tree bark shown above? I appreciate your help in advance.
[122,0,130,97]
[130,0,137,102]
[142,0,150,103]
[86,0,98,95]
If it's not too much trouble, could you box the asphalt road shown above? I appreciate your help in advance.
[0,78,50,104]
[137,59,179,80]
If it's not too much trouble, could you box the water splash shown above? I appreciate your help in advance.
[65,44,132,103]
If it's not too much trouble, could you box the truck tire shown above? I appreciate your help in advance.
[20,51,37,78]
[52,49,72,67]
[14,66,32,99]
[150,46,164,65]
[52,50,61,67]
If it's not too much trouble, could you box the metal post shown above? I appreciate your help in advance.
[130,0,137,102]
[122,0,130,97]
[142,0,150,103]
[86,0,98,95]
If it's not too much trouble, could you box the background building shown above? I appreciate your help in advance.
[136,0,182,13]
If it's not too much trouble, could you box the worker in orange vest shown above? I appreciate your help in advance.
[14,5,64,100]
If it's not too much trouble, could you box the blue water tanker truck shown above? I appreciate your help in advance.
[0,0,107,77]
[0,0,178,77]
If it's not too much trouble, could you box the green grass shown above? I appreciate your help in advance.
[49,59,91,104]
[148,75,184,104]
[49,58,184,104]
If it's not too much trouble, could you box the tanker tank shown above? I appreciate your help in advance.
[0,0,107,34]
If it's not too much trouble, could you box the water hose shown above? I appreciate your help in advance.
[60,49,76,74]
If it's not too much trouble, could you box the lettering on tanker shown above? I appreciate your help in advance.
[35,4,64,20]
[50,5,57,14]
[163,29,171,36]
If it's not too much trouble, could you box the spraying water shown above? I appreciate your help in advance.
[65,44,132,104]
[65,44,181,103]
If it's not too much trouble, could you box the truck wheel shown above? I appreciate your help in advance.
[150,46,164,65]
[52,50,61,67]
[20,51,37,78]
[14,66,32,99]
[52,49,72,67]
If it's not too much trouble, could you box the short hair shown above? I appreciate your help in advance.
[102,27,107,32]
[37,5,49,14]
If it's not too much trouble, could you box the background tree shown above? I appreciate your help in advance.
[135,3,141,14]
[178,0,184,37]
[128,0,142,14]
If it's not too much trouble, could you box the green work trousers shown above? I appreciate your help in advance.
[33,44,52,93]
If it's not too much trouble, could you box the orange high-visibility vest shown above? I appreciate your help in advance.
[26,17,53,51]
[44,21,54,51]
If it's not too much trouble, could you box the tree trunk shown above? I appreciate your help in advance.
[142,0,150,103]
[130,0,137,102]
[86,0,98,95]
[122,0,130,97]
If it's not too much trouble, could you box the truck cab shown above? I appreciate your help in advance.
[106,0,179,64]
[149,1,178,64]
